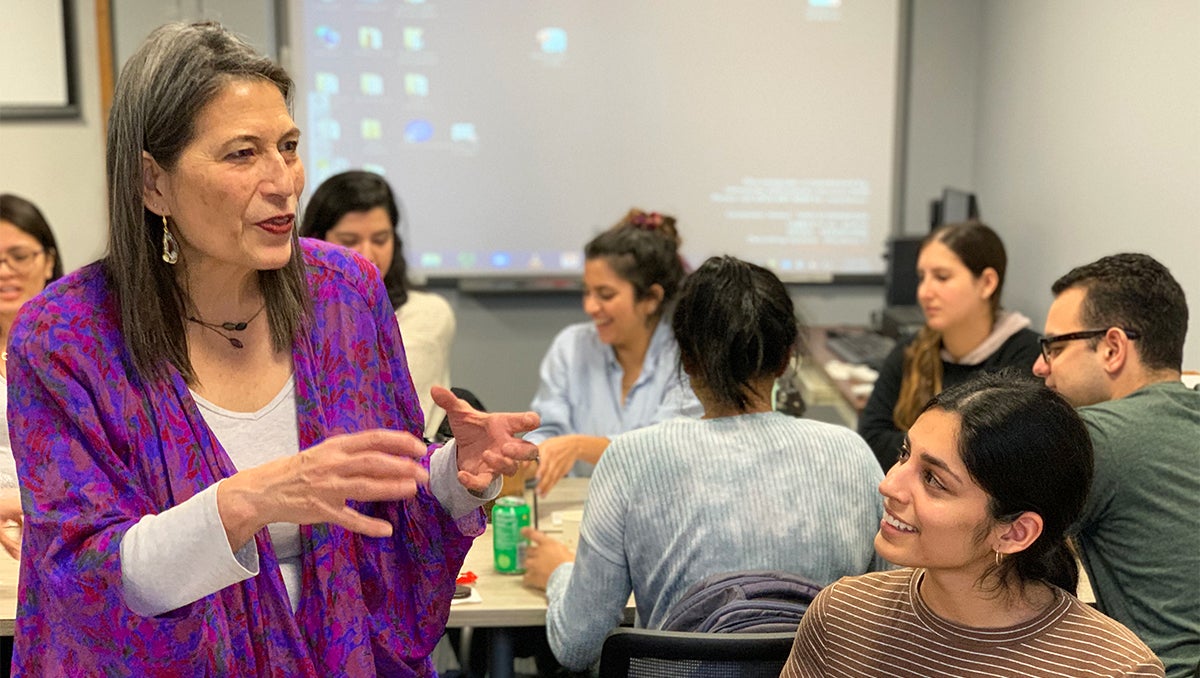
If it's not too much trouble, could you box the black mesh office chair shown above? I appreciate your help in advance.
[597,628,796,678]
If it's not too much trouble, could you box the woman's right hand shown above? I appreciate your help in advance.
[216,429,430,551]
[534,434,609,496]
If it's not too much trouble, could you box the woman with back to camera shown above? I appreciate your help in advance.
[301,170,456,439]
[0,193,63,560]
[7,22,539,676]
[527,208,702,495]
[521,256,886,672]
[858,221,1040,468]
[781,371,1164,677]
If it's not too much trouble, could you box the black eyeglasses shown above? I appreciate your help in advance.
[1039,328,1141,363]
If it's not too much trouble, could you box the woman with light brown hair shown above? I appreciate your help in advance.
[857,222,1040,468]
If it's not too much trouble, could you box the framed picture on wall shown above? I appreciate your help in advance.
[0,0,79,119]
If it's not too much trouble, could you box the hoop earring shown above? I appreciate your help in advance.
[994,550,1005,567]
[161,215,179,265]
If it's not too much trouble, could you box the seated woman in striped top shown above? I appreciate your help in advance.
[781,370,1164,677]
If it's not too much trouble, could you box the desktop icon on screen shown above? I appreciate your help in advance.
[403,27,425,51]
[314,72,339,94]
[360,73,384,96]
[420,252,443,268]
[450,123,477,143]
[559,251,582,269]
[359,26,383,49]
[404,73,429,97]
[361,119,383,139]
[490,252,512,269]
[404,119,433,143]
[315,118,341,141]
[315,26,340,48]
[536,28,567,54]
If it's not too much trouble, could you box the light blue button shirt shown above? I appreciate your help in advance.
[526,320,703,476]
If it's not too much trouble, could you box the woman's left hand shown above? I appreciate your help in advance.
[521,527,574,590]
[431,386,541,492]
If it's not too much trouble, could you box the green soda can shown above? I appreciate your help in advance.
[492,496,531,574]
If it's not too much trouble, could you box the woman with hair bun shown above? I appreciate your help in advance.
[527,208,702,495]
[782,370,1164,677]
[858,221,1041,468]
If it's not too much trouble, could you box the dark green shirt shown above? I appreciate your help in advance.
[1075,381,1200,678]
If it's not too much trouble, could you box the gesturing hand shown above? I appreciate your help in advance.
[431,385,541,493]
[217,429,431,550]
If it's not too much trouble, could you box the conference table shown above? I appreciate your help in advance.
[0,478,1096,677]
[446,477,615,678]
[0,552,16,637]
[0,482,590,677]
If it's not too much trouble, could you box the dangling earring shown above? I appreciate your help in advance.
[161,215,179,265]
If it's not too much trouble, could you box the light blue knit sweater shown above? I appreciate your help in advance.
[544,411,886,671]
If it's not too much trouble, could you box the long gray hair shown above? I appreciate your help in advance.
[105,21,309,383]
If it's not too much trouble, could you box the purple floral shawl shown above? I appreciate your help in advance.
[7,239,481,676]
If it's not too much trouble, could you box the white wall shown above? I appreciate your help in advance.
[975,0,1200,369]
[901,0,984,235]
[0,0,107,273]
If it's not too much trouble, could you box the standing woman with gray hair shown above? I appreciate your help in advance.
[7,22,539,676]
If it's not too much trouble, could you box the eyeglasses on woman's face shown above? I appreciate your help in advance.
[1038,328,1141,363]
[0,247,45,274]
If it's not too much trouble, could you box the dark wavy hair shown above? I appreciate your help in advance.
[672,256,802,411]
[0,193,63,282]
[1051,253,1187,372]
[584,208,686,325]
[923,369,1093,593]
[300,170,411,309]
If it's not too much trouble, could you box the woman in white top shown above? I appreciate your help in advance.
[0,193,63,559]
[301,171,455,437]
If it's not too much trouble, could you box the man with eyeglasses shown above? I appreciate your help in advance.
[1033,252,1198,678]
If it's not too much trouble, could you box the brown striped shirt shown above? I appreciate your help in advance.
[781,568,1164,677]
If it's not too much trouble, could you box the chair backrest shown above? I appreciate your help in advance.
[598,628,796,678]
[661,570,822,634]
